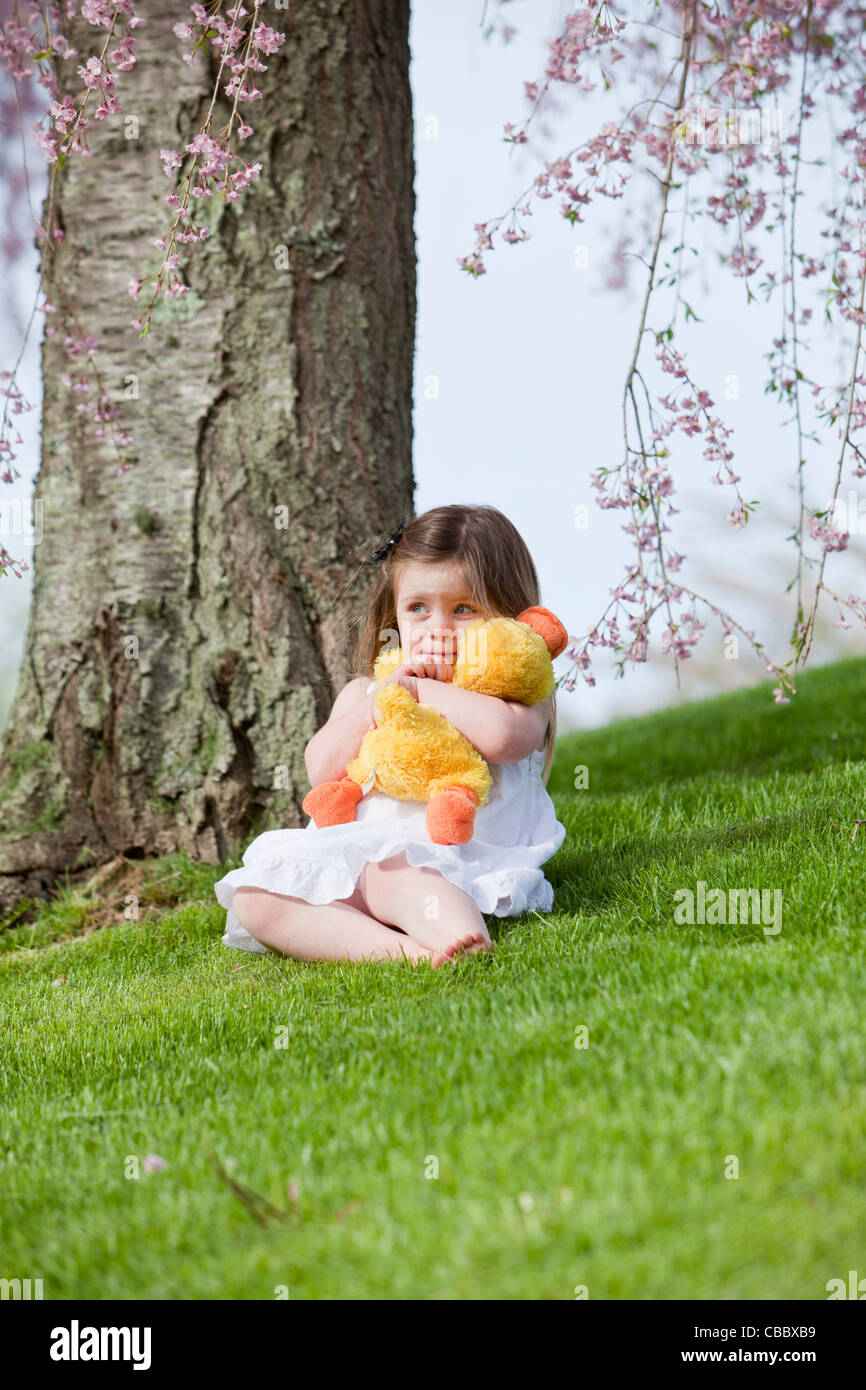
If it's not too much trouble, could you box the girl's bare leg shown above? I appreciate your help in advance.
[231,884,433,964]
[359,853,494,961]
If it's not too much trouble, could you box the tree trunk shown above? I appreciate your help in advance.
[0,0,415,917]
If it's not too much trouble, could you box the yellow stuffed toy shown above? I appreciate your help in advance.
[302,605,567,845]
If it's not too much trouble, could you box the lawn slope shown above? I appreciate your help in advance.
[1,657,864,1299]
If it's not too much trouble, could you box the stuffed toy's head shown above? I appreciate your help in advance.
[372,605,567,706]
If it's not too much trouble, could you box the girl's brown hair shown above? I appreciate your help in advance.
[348,504,558,786]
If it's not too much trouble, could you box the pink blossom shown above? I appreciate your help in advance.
[49,96,78,134]
[252,24,285,56]
[808,515,849,552]
[77,57,105,90]
[33,129,59,163]
[160,148,183,176]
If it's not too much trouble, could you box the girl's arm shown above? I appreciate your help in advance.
[416,681,550,764]
[304,677,376,787]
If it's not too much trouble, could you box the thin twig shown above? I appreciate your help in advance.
[209,1153,290,1226]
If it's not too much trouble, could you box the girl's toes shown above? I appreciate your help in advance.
[431,931,494,968]
[463,931,493,955]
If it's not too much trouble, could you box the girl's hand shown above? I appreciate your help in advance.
[376,663,420,700]
[402,656,455,684]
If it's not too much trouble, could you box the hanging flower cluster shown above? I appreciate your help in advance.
[467,0,866,701]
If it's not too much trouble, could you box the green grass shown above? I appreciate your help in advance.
[1,657,865,1300]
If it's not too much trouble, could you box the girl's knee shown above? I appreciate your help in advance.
[233,886,283,934]
[365,852,409,878]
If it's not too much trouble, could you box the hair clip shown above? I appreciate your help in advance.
[369,516,406,564]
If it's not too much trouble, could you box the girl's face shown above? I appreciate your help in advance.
[394,559,487,675]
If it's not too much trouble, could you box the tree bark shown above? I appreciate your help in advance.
[0,0,415,916]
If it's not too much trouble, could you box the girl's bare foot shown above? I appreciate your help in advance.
[430,930,495,969]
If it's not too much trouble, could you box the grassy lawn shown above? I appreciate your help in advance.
[1,656,865,1300]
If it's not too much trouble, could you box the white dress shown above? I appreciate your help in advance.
[214,681,567,953]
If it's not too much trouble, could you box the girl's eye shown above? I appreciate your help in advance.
[407,603,475,614]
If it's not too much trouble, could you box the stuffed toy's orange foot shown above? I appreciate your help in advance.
[425,785,479,844]
[302,776,363,827]
[303,775,480,845]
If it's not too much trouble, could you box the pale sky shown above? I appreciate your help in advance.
[2,0,864,734]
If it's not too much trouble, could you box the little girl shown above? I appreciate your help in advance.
[213,504,567,967]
